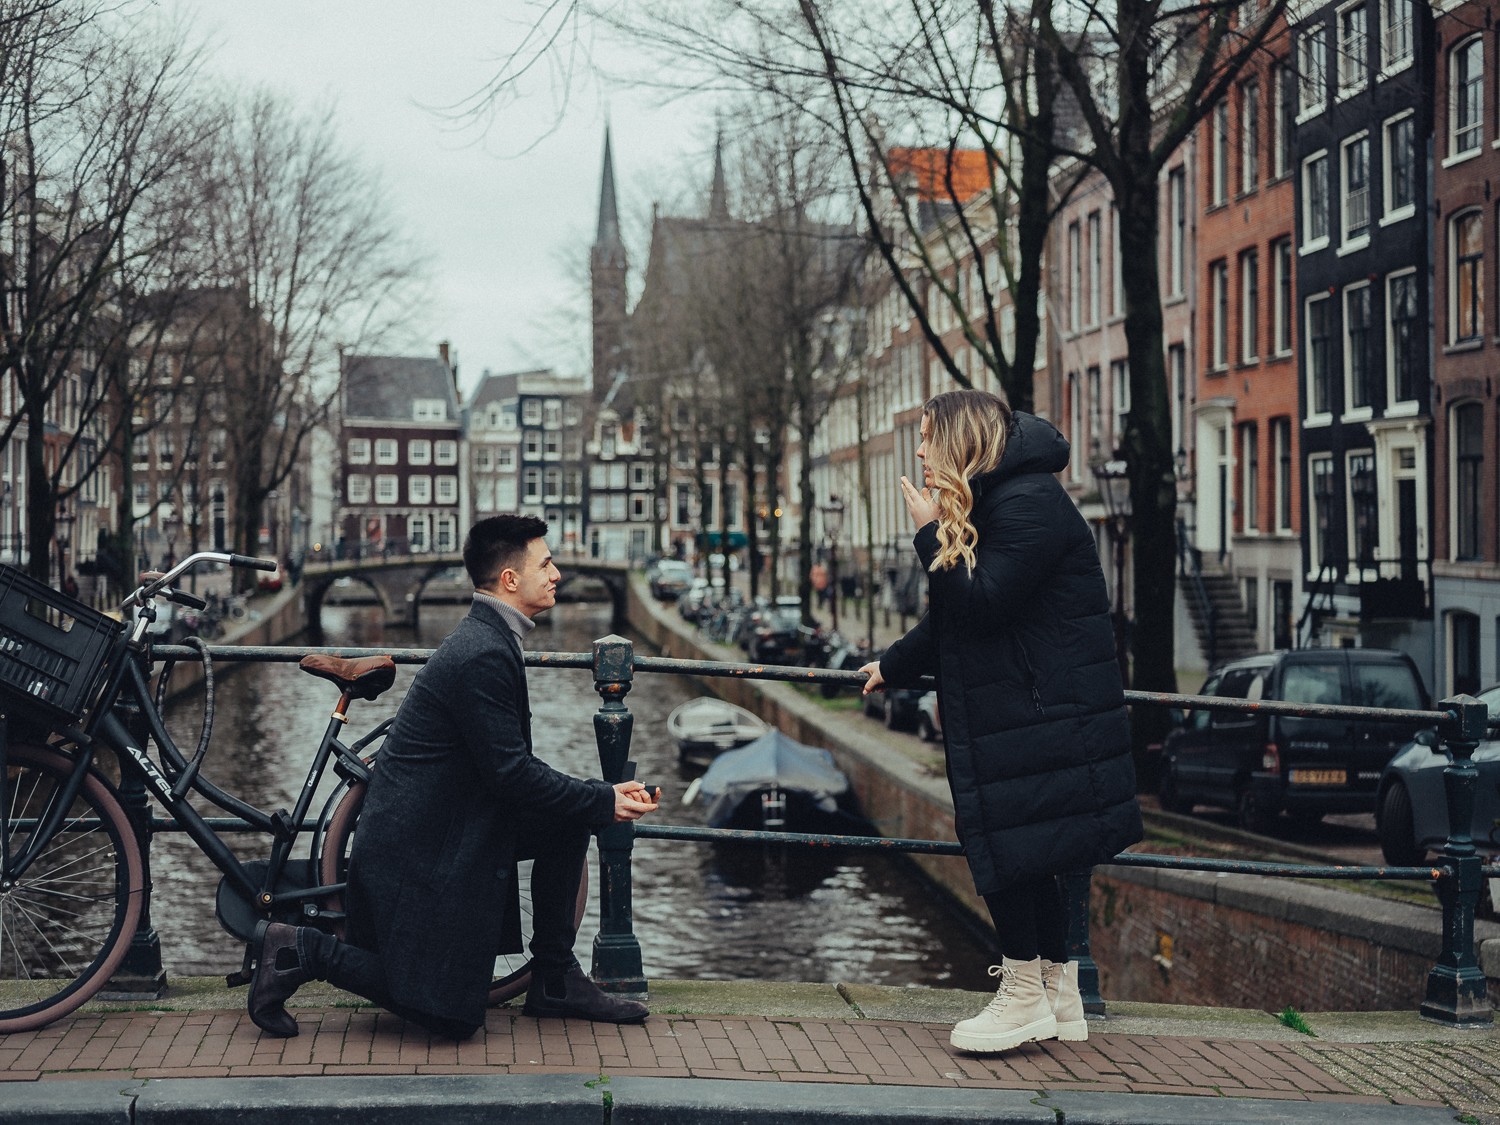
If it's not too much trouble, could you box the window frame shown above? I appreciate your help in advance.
[1210,259,1230,370]
[1450,208,1484,344]
[346,437,370,465]
[407,438,432,466]
[1381,111,1417,223]
[1301,150,1331,251]
[1241,78,1260,194]
[1385,268,1420,409]
[1305,293,1334,423]
[1340,131,1371,248]
[1343,281,1374,416]
[1336,0,1368,98]
[1273,238,1294,355]
[1240,248,1260,363]
[1452,400,1484,561]
[1450,35,1484,160]
[374,438,398,466]
[1298,22,1329,119]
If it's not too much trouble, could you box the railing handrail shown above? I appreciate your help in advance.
[132,637,1496,1026]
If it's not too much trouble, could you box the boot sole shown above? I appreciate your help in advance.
[949,1013,1057,1053]
[1054,1018,1089,1042]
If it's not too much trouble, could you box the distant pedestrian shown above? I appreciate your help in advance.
[61,573,78,600]
[860,389,1141,1055]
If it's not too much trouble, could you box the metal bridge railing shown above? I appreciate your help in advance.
[136,636,1497,1027]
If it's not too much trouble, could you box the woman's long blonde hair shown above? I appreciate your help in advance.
[923,390,1013,572]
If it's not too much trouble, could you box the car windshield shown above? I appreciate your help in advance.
[1351,663,1425,710]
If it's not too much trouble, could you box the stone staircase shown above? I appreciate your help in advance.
[1179,567,1259,668]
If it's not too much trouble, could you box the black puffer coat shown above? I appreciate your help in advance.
[879,412,1142,895]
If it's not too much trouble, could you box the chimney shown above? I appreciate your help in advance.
[438,341,450,367]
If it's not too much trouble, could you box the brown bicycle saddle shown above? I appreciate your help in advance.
[297,653,397,700]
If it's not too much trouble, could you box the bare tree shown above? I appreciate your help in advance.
[195,90,426,580]
[0,1,215,582]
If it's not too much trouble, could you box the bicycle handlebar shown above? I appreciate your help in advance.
[121,551,278,614]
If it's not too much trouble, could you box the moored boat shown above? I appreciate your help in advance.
[684,729,864,833]
[668,697,771,762]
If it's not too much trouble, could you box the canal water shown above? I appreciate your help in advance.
[147,598,997,991]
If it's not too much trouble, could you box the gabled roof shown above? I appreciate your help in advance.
[342,354,458,422]
[887,147,994,204]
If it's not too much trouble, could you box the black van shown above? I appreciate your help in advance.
[1158,649,1430,832]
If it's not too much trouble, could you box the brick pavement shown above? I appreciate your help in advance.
[0,1003,1462,1114]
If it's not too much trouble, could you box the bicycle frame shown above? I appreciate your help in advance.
[5,552,387,934]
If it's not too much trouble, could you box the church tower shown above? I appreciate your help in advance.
[591,127,628,402]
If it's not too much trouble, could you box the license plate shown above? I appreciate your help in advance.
[1290,768,1347,786]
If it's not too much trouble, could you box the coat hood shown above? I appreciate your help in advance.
[971,411,1071,497]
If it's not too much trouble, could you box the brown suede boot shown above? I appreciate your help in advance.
[247,922,308,1038]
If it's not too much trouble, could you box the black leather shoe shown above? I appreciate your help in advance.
[522,966,648,1024]
[248,921,306,1038]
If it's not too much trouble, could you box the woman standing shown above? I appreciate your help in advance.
[861,389,1142,1055]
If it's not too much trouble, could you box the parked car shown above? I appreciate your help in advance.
[1375,684,1500,893]
[861,679,925,732]
[746,599,811,665]
[257,561,286,593]
[649,559,695,601]
[916,691,943,742]
[1158,648,1430,833]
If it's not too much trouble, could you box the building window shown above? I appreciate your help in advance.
[1310,454,1336,570]
[1272,417,1294,532]
[1307,295,1333,417]
[1387,270,1419,404]
[522,399,542,425]
[1210,260,1229,370]
[412,398,445,421]
[1212,100,1229,205]
[1273,238,1293,354]
[1240,423,1259,533]
[524,432,542,458]
[347,438,370,465]
[1383,112,1416,218]
[1344,283,1373,410]
[374,475,398,504]
[408,439,431,465]
[408,475,431,504]
[1087,211,1102,325]
[523,468,541,502]
[1381,0,1413,70]
[1452,209,1484,342]
[347,475,370,504]
[1169,344,1187,454]
[1454,402,1483,559]
[374,439,397,465]
[1087,366,1102,454]
[1272,63,1291,178]
[434,476,456,505]
[1240,249,1259,363]
[1453,36,1484,157]
[435,440,457,465]
[1241,79,1260,193]
[543,468,560,501]
[1341,133,1370,244]
[1168,168,1186,296]
[1068,221,1081,331]
[1299,22,1329,116]
[497,447,515,470]
[1110,203,1124,315]
[1303,151,1329,247]
[1110,359,1130,439]
[1348,452,1377,566]
[1336,1,1367,96]
[1451,612,1482,695]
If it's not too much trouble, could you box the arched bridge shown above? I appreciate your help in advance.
[298,552,633,631]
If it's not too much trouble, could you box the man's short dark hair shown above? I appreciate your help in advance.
[464,515,549,589]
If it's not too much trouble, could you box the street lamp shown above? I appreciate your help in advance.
[820,494,846,635]
[162,511,181,569]
[55,504,75,590]
[1092,457,1131,687]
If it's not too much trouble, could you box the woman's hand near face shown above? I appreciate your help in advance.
[900,475,939,529]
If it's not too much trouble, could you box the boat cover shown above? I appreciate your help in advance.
[697,729,850,829]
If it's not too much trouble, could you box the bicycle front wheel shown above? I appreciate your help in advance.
[318,779,589,1007]
[0,743,144,1032]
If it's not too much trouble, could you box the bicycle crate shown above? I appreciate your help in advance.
[0,564,119,724]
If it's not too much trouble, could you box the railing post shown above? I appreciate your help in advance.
[588,634,646,997]
[1062,867,1104,1016]
[101,696,167,1000]
[1421,694,1492,1025]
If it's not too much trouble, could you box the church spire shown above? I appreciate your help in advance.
[596,126,624,250]
[708,130,729,221]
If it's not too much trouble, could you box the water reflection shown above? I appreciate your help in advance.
[147,597,995,990]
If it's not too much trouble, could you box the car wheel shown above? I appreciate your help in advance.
[1237,789,1275,834]
[1157,763,1193,815]
[1377,782,1425,866]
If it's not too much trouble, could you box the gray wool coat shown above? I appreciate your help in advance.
[346,600,615,1028]
[879,412,1143,896]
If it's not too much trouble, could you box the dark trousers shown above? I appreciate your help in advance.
[309,816,592,1040]
[983,874,1068,963]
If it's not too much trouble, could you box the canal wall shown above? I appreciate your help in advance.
[624,577,1500,1012]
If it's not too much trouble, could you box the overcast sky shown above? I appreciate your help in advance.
[187,2,716,396]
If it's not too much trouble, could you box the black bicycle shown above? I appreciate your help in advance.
[0,552,585,1032]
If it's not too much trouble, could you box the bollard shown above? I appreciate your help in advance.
[1062,867,1104,1016]
[100,695,167,1000]
[1420,694,1493,1025]
[588,634,647,997]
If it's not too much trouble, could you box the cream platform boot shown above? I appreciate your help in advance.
[1040,958,1089,1042]
[949,957,1057,1053]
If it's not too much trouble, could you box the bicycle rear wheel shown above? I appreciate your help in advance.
[318,779,590,1007]
[0,743,144,1032]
